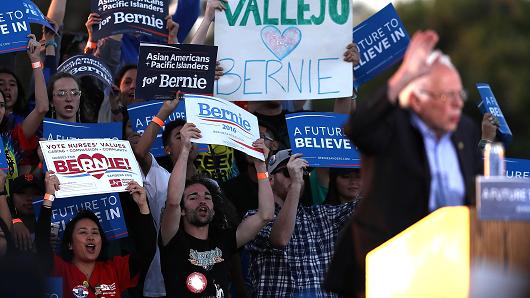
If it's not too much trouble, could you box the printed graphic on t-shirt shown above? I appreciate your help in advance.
[188,248,224,270]
[72,285,89,298]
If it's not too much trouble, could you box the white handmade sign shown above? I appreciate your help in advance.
[215,0,353,101]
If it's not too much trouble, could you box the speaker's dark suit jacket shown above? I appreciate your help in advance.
[325,86,483,295]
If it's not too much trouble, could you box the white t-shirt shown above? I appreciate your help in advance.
[142,154,170,297]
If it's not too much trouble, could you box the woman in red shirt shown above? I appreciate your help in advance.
[36,172,156,297]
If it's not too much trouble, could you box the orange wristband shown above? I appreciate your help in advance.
[12,218,23,224]
[86,40,97,49]
[31,61,42,69]
[257,172,269,180]
[152,116,164,127]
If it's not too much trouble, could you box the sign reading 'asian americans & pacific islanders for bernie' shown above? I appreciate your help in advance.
[215,0,353,101]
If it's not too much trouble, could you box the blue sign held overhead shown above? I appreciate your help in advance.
[476,83,513,145]
[57,55,113,87]
[33,192,128,241]
[90,0,169,40]
[136,43,218,100]
[0,0,54,53]
[352,3,410,89]
[43,118,122,140]
[285,112,361,168]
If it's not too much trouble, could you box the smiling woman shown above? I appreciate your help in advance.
[36,172,156,297]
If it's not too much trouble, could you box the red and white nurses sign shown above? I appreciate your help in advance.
[40,139,143,198]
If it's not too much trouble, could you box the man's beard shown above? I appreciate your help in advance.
[187,209,214,227]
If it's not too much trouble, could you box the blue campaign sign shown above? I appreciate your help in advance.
[0,0,54,53]
[506,158,530,178]
[91,0,169,40]
[43,118,122,140]
[476,83,513,145]
[352,3,410,89]
[128,100,185,157]
[285,112,360,168]
[57,55,113,87]
[33,192,128,240]
[47,277,63,298]
[476,176,530,221]
[136,43,218,100]
[0,137,8,171]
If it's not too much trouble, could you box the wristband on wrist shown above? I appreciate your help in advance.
[31,61,42,69]
[86,40,97,49]
[45,39,58,48]
[152,116,164,128]
[44,193,55,202]
[12,218,23,224]
[257,172,269,180]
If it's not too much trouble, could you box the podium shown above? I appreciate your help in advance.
[365,206,530,298]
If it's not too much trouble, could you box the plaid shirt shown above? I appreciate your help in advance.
[245,200,357,297]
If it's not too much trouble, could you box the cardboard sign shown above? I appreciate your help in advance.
[91,0,169,40]
[43,118,122,140]
[214,0,353,101]
[506,158,530,179]
[185,94,264,160]
[136,43,218,100]
[0,137,8,171]
[0,0,54,53]
[57,55,113,87]
[476,176,530,221]
[33,192,128,240]
[286,112,360,167]
[40,139,143,198]
[476,83,513,145]
[352,3,409,89]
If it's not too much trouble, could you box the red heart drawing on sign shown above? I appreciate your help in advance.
[77,153,108,179]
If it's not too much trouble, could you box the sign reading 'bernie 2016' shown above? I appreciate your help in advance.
[90,0,168,40]
[136,43,218,100]
[185,94,264,161]
[215,0,353,101]
[286,112,360,168]
[0,0,53,53]
[352,3,409,89]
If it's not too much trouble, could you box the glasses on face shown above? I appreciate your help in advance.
[418,89,468,103]
[260,134,275,142]
[54,90,82,98]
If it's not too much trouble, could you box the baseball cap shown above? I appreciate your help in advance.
[9,173,44,195]
[267,149,292,175]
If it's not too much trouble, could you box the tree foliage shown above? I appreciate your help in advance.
[358,0,530,158]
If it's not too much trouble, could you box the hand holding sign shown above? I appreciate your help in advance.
[205,0,227,22]
[86,13,102,42]
[45,171,60,196]
[481,112,499,142]
[179,123,202,153]
[26,34,40,62]
[166,15,179,44]
[126,181,149,214]
[251,138,267,163]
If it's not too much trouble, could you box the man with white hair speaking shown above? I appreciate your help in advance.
[333,30,484,295]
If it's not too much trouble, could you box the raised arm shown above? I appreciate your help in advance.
[22,35,49,139]
[35,171,60,272]
[235,139,274,248]
[270,154,308,248]
[334,43,360,114]
[166,15,179,44]
[190,0,226,45]
[123,181,156,278]
[133,98,181,175]
[46,0,67,27]
[160,123,201,246]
